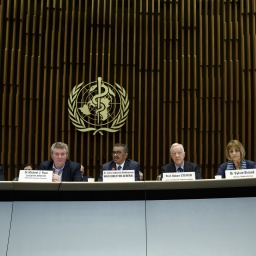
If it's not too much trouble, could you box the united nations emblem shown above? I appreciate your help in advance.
[68,77,129,135]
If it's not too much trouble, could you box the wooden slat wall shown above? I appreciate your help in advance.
[1,0,256,180]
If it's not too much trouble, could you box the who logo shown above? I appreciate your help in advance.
[68,77,129,135]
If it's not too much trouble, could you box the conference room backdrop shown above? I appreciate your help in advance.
[1,0,256,180]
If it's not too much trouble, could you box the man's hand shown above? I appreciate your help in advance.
[52,174,61,182]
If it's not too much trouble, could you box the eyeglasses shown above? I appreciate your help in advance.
[112,151,123,156]
[171,152,183,156]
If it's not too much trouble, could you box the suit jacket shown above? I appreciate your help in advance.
[98,158,141,181]
[39,159,82,182]
[161,161,202,179]
[0,166,5,181]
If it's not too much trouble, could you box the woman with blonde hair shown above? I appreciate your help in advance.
[217,140,256,178]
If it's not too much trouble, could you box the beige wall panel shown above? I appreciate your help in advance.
[1,0,256,180]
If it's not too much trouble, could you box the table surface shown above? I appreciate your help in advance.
[1,178,256,201]
[1,178,256,190]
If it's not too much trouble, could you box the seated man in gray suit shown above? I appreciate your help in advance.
[161,143,202,179]
[98,143,141,181]
[0,166,5,181]
[39,142,82,182]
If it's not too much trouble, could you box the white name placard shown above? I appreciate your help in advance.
[162,172,195,181]
[19,170,53,182]
[103,170,135,182]
[225,169,256,179]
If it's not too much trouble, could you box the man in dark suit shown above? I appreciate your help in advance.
[80,164,92,182]
[98,143,141,181]
[39,142,82,182]
[0,166,5,181]
[161,143,202,179]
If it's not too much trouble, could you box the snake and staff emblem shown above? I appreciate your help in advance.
[68,77,129,135]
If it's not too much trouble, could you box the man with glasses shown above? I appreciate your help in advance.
[161,143,202,179]
[98,143,141,181]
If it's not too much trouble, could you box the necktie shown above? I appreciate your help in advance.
[53,168,63,176]
[177,167,183,172]
[117,165,122,170]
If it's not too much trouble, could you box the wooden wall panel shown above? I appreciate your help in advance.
[1,0,256,181]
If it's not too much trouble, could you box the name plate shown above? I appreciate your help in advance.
[19,170,53,182]
[103,170,135,182]
[162,172,195,181]
[225,169,256,179]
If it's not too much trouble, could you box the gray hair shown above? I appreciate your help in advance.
[170,143,184,153]
[114,143,128,153]
[50,142,69,155]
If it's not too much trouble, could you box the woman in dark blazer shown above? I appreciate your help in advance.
[217,140,256,178]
